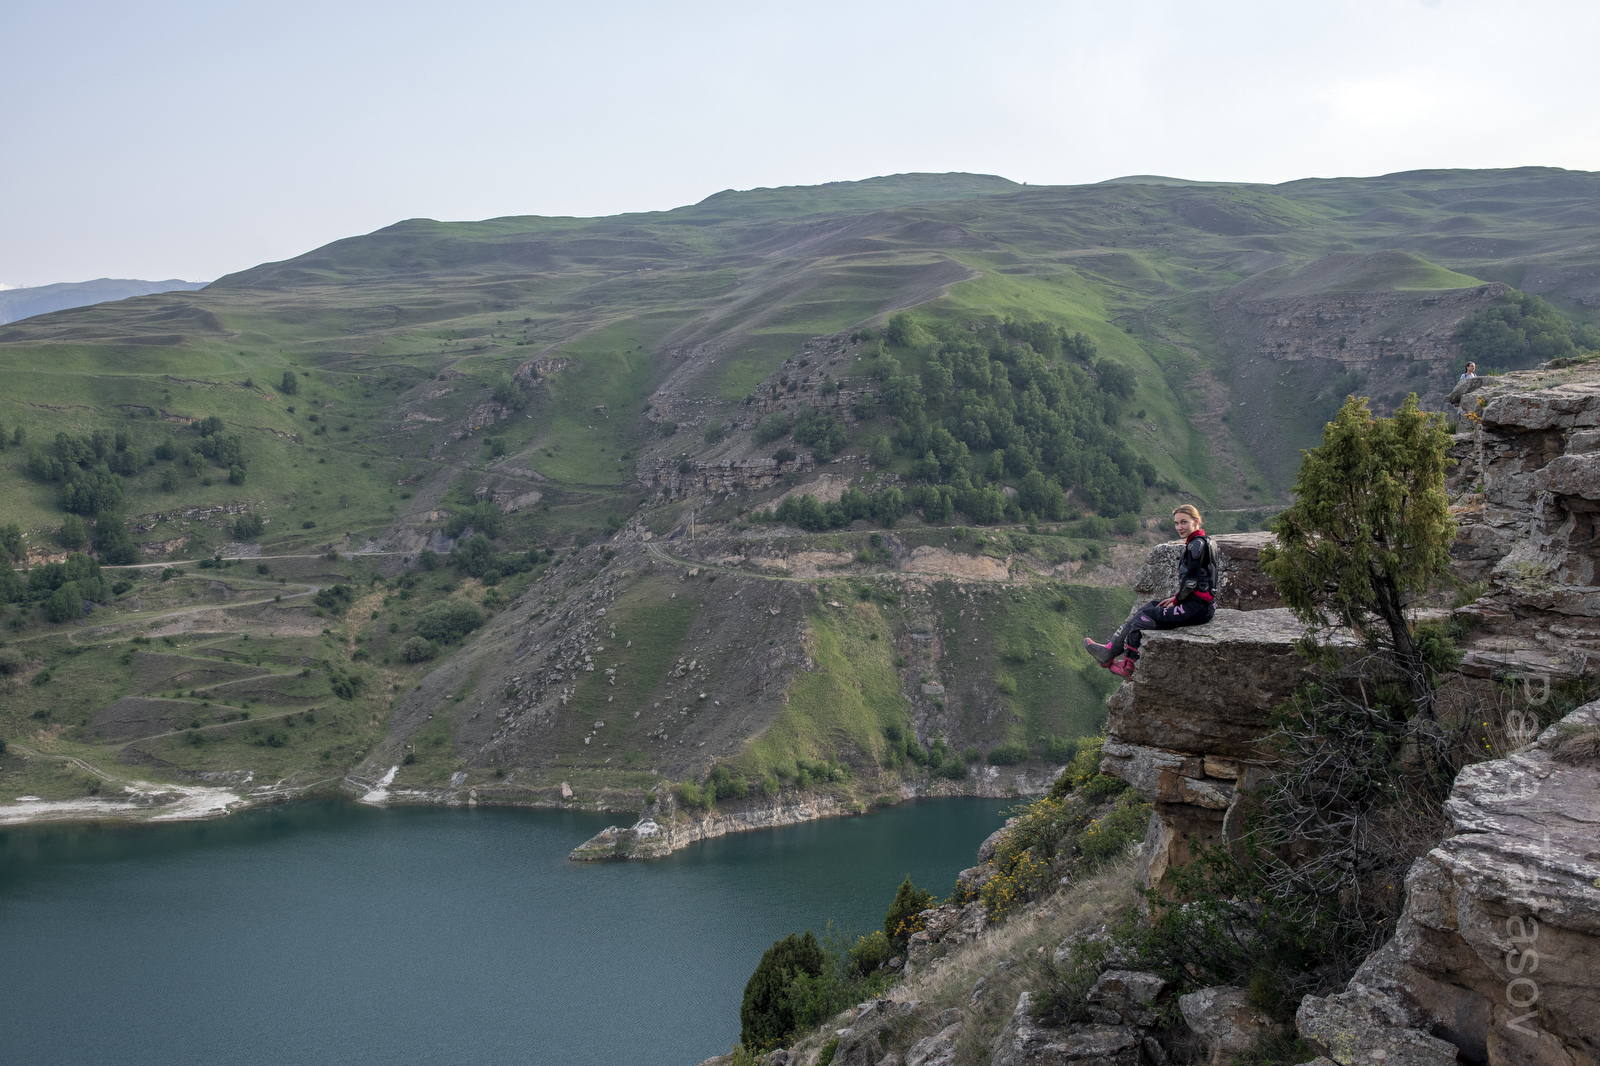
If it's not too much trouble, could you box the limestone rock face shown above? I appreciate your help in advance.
[903,1021,961,1066]
[1104,608,1337,760]
[1100,607,1353,891]
[1447,366,1600,680]
[905,901,987,972]
[990,992,1141,1066]
[1322,701,1600,1066]
[1179,986,1281,1065]
[1131,531,1283,611]
[831,998,922,1066]
[1086,970,1168,1028]
[1296,985,1460,1066]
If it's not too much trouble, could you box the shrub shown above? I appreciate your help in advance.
[0,648,24,675]
[56,515,88,549]
[1043,735,1078,763]
[44,584,82,623]
[329,672,363,700]
[987,743,1029,765]
[884,876,934,948]
[232,512,265,540]
[740,931,826,1052]
[753,412,791,444]
[846,929,891,975]
[1113,511,1140,536]
[444,502,501,540]
[414,601,484,643]
[399,637,438,662]
[706,764,746,801]
[280,370,298,395]
[996,674,1018,696]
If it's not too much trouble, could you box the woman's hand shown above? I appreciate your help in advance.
[1159,596,1177,607]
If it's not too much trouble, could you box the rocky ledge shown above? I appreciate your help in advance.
[1101,607,1357,891]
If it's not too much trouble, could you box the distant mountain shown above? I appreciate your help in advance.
[0,278,208,324]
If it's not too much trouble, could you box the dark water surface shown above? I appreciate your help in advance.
[0,797,1015,1066]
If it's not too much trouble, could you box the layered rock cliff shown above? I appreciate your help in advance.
[1297,701,1600,1066]
[1448,367,1600,682]
[1098,368,1600,1063]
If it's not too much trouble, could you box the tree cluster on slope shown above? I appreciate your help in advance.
[871,313,1155,520]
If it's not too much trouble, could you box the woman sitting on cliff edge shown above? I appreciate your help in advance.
[1084,504,1217,678]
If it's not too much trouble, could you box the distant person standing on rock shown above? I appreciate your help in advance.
[1083,505,1216,677]
[1458,362,1477,383]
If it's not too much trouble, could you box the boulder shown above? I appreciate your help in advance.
[904,1021,961,1066]
[990,993,1140,1066]
[1131,531,1283,611]
[1086,970,1168,1028]
[831,998,922,1066]
[1178,986,1280,1066]
[1317,701,1600,1066]
[1295,985,1459,1066]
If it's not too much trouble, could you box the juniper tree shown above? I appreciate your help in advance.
[1259,394,1456,719]
[883,875,934,949]
[740,931,825,1051]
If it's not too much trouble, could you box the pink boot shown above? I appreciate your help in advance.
[1107,655,1136,678]
[1084,637,1117,665]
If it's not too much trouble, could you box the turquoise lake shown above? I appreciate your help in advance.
[0,797,1016,1065]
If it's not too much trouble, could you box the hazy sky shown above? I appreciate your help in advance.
[4,0,1597,287]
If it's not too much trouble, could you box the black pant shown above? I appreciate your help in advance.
[1109,597,1215,659]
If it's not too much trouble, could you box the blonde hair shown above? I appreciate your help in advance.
[1172,504,1203,525]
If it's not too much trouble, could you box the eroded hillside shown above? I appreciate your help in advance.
[3,168,1599,819]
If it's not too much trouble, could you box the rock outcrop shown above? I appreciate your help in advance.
[990,994,1141,1066]
[1130,530,1283,611]
[1105,470,1600,1064]
[1177,986,1280,1065]
[1302,700,1600,1066]
[1447,366,1600,681]
[1100,607,1356,890]
[570,793,847,860]
[638,454,816,498]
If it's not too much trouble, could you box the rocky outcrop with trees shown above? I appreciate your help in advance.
[702,374,1600,1066]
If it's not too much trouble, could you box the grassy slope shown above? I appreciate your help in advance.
[3,167,1599,802]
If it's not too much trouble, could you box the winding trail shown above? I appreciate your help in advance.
[643,538,1024,585]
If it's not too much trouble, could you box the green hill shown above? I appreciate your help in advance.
[2,167,1598,811]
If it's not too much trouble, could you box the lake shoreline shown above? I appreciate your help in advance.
[0,761,1059,835]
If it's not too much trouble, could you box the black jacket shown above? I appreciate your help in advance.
[1175,532,1216,601]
